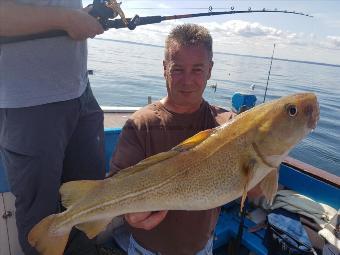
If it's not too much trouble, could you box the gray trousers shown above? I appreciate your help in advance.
[0,85,105,254]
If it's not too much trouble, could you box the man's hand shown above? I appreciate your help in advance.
[125,211,168,230]
[64,8,104,40]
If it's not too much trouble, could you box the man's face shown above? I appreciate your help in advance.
[163,44,213,110]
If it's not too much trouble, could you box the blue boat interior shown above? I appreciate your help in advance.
[1,128,339,254]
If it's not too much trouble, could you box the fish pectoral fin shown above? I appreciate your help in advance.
[173,129,214,151]
[76,218,112,239]
[240,159,256,211]
[60,180,101,209]
[259,169,278,205]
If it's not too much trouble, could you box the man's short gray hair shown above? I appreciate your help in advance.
[165,24,213,60]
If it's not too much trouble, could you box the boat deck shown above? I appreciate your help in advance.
[102,106,138,128]
[104,112,132,128]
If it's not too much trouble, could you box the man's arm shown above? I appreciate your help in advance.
[0,1,103,40]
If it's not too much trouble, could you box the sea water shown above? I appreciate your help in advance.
[88,39,340,176]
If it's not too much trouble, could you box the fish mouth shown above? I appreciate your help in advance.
[298,93,320,130]
[304,100,320,129]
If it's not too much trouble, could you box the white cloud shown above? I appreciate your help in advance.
[204,21,340,56]
[226,21,282,38]
[325,36,340,48]
[200,20,285,39]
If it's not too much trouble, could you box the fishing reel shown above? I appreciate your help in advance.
[88,0,140,30]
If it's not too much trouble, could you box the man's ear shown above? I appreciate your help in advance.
[163,60,167,77]
[207,61,214,80]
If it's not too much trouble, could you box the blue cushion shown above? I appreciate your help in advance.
[232,93,257,113]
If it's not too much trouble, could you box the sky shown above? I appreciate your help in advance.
[84,0,340,65]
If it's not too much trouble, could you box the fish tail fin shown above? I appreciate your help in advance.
[28,214,70,255]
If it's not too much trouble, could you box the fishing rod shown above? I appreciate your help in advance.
[0,0,312,44]
[110,9,312,30]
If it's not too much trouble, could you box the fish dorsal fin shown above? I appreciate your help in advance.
[76,218,112,239]
[60,180,101,209]
[259,169,278,205]
[240,158,256,211]
[112,129,213,180]
[138,150,179,167]
[114,150,179,179]
[172,129,214,152]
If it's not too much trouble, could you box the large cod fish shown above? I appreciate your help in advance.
[28,93,319,255]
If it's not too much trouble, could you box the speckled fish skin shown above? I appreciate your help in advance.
[28,93,319,255]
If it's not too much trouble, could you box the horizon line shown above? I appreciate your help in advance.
[93,37,340,68]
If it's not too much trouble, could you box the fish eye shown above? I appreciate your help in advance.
[286,104,298,117]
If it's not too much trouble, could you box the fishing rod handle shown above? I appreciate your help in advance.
[0,30,68,44]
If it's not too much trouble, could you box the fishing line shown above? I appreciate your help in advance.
[263,43,276,103]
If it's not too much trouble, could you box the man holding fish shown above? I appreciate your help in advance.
[26,23,319,255]
[110,23,255,255]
